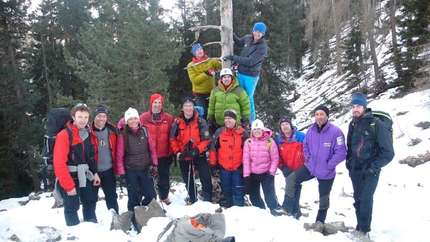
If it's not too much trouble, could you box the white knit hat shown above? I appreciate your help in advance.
[251,119,265,130]
[124,107,139,122]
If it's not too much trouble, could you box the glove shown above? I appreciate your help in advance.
[243,176,252,195]
[222,55,234,61]
[185,147,200,160]
[208,120,218,134]
[204,69,218,76]
[241,120,250,130]
[211,165,219,177]
[178,152,186,161]
[266,173,275,184]
[230,63,238,71]
[148,165,159,179]
[120,175,127,188]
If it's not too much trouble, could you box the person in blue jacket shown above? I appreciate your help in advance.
[346,93,395,238]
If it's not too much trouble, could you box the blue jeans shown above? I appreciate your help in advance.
[179,155,213,203]
[93,168,118,214]
[125,169,156,211]
[349,168,380,233]
[237,73,259,122]
[59,177,97,226]
[284,165,334,223]
[249,173,278,210]
[219,169,245,207]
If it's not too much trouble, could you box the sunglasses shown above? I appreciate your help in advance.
[75,103,87,107]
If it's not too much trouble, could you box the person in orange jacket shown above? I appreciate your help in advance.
[209,109,248,207]
[170,97,212,204]
[53,103,100,226]
[89,105,119,214]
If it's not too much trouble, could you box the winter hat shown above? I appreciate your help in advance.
[191,44,202,56]
[314,104,329,117]
[93,105,108,118]
[181,97,195,107]
[253,22,267,35]
[150,93,164,107]
[350,93,367,108]
[224,108,237,120]
[279,116,293,128]
[251,119,265,130]
[124,107,139,122]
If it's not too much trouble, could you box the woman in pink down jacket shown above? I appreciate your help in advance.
[242,119,284,216]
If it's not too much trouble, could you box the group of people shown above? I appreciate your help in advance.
[52,20,394,239]
[187,22,268,129]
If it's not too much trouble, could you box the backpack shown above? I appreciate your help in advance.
[42,108,72,191]
[370,110,393,143]
[157,213,226,242]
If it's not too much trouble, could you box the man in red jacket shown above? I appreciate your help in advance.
[170,97,212,204]
[89,105,118,214]
[140,94,174,205]
[53,104,101,226]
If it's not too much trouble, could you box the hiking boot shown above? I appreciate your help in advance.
[270,206,285,216]
[160,198,171,205]
[283,209,289,216]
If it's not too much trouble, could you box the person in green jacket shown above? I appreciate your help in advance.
[207,68,251,134]
[187,43,222,119]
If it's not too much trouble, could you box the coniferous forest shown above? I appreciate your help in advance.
[0,0,429,199]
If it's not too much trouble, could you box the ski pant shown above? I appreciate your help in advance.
[248,172,278,210]
[92,168,118,214]
[59,177,97,226]
[179,155,213,203]
[157,156,174,200]
[125,169,156,211]
[280,165,302,218]
[237,73,259,123]
[349,168,380,233]
[284,165,334,223]
[219,168,245,207]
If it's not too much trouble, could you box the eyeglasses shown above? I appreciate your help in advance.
[75,103,87,107]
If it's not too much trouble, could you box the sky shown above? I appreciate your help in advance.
[1,88,429,242]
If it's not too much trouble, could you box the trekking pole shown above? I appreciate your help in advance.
[152,176,166,212]
[186,161,192,204]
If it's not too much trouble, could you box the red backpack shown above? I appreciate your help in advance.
[278,141,305,171]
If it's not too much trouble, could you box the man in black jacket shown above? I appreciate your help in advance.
[346,93,395,238]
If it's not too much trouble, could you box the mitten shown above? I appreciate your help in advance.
[204,69,218,76]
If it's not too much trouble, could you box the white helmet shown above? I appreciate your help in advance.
[220,68,233,77]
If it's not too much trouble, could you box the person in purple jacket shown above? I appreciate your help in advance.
[283,104,346,224]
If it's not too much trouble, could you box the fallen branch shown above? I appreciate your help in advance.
[184,57,223,70]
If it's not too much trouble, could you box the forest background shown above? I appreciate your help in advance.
[0,0,429,199]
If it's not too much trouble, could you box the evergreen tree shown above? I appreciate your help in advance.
[69,0,181,121]
[397,0,430,89]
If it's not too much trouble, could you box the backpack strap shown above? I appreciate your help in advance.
[157,218,179,242]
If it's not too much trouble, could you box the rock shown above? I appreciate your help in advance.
[36,226,62,242]
[111,209,134,233]
[304,221,324,233]
[134,198,166,232]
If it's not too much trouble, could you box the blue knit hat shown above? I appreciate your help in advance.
[350,93,367,108]
[191,44,202,57]
[253,22,267,35]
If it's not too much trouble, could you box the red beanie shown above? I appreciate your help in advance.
[150,94,164,106]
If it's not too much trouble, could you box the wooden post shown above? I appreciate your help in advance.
[220,0,233,69]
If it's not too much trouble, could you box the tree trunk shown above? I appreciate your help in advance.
[220,0,233,68]
[41,33,53,110]
[365,0,380,83]
[332,0,343,76]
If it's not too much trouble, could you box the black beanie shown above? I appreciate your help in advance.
[224,108,237,120]
[93,105,108,118]
[279,116,293,128]
[314,104,329,117]
[181,97,195,107]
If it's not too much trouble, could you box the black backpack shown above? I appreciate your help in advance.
[42,108,72,191]
[370,110,393,143]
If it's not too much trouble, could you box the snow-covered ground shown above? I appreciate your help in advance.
[1,89,429,242]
